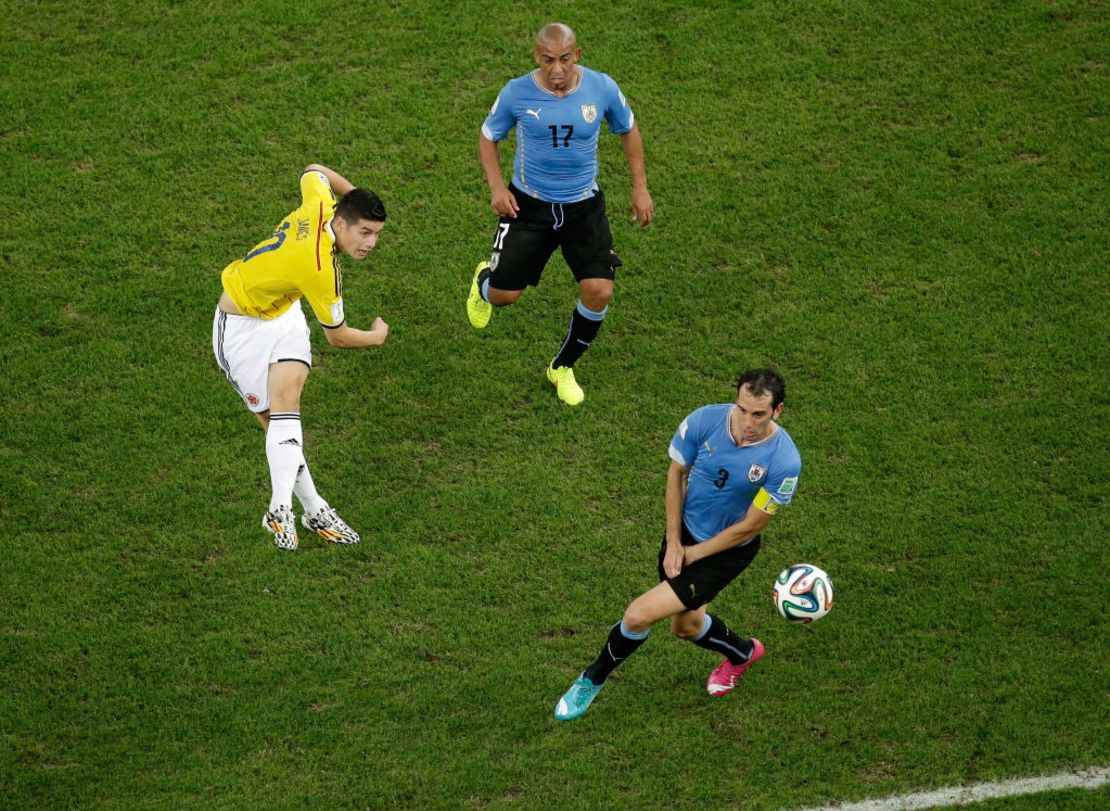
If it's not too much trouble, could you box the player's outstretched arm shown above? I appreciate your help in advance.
[478,134,519,218]
[620,125,653,226]
[324,318,389,349]
[683,503,773,566]
[304,163,355,197]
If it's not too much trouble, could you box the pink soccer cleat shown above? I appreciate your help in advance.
[706,638,765,696]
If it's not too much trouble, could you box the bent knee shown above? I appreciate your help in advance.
[671,618,704,639]
[269,388,304,413]
[270,384,302,404]
[580,287,612,311]
[621,606,653,634]
[489,287,522,307]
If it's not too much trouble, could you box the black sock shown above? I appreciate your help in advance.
[584,621,650,684]
[552,304,605,369]
[690,615,753,665]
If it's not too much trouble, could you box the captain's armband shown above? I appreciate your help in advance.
[752,487,781,515]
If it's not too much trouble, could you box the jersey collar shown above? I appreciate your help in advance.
[726,407,779,448]
[530,66,583,98]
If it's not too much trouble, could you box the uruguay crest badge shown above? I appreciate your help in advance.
[748,463,767,483]
[581,103,597,124]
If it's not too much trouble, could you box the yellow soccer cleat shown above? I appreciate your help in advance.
[547,363,585,406]
[467,261,493,329]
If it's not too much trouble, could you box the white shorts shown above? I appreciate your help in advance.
[212,301,312,413]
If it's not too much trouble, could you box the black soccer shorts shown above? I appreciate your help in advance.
[657,524,762,611]
[486,185,622,290]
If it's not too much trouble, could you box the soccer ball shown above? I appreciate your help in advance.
[774,563,834,622]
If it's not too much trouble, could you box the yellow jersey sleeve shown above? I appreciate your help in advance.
[293,170,344,326]
[301,249,346,328]
[301,170,337,208]
[752,487,782,515]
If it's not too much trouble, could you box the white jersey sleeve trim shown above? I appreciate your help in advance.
[668,444,689,467]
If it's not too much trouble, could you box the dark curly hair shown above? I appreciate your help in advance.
[734,368,785,408]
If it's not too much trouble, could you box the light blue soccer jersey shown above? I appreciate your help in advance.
[668,404,802,543]
[481,66,635,203]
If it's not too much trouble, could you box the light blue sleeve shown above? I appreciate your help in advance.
[764,447,802,507]
[481,82,518,142]
[668,409,702,467]
[601,74,635,134]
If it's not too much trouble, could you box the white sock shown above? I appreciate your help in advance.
[266,413,303,513]
[294,462,328,515]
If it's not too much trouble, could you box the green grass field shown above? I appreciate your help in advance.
[2,1,1107,808]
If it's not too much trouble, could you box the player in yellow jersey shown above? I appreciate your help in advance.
[212,164,390,550]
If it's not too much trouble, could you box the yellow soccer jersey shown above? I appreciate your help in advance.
[221,170,346,326]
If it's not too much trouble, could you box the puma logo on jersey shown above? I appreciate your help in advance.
[525,108,542,119]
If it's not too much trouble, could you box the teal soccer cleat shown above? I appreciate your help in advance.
[554,673,604,721]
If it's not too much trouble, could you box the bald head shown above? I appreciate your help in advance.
[535,22,576,49]
[532,22,582,93]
